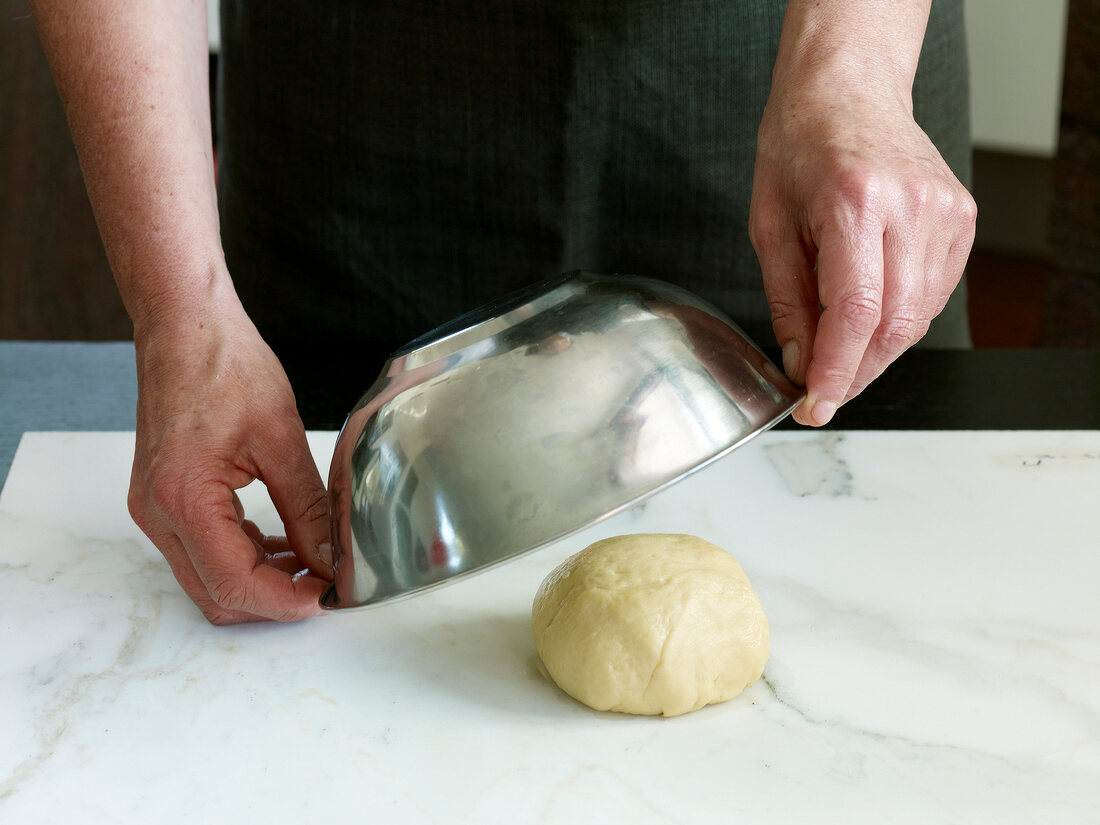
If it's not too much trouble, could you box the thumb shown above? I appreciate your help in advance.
[259,421,333,579]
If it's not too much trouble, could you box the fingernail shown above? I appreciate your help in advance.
[782,340,801,382]
[812,400,837,426]
[318,541,334,568]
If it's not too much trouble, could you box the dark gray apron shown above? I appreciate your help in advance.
[216,0,971,421]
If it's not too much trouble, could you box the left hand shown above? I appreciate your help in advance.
[749,61,976,427]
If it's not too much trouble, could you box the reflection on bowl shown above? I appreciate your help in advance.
[323,272,803,611]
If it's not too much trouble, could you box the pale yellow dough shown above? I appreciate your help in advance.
[532,534,769,717]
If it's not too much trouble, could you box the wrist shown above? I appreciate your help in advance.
[129,260,244,347]
[130,275,271,414]
[770,0,929,110]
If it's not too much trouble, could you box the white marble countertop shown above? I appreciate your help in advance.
[2,430,1098,823]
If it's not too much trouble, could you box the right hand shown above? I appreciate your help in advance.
[127,299,334,624]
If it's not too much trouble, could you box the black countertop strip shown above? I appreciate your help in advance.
[286,346,1100,432]
[3,343,1099,489]
[772,348,1100,431]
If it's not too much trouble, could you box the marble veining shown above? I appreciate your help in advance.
[998,448,1100,469]
[763,432,857,497]
[1,430,1099,824]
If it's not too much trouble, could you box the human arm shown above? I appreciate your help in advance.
[30,0,333,622]
[749,0,976,426]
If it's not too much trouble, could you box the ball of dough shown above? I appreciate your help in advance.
[532,533,769,717]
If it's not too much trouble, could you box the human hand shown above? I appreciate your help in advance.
[127,301,333,624]
[32,0,331,622]
[749,3,976,427]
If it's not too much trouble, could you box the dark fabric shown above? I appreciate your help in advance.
[216,0,971,414]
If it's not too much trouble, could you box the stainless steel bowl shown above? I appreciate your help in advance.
[322,272,803,610]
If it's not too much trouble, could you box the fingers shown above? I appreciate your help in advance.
[796,211,885,426]
[127,311,337,625]
[751,71,978,427]
[241,517,290,555]
[148,526,270,624]
[782,175,975,427]
[178,488,328,623]
[133,471,329,625]
[843,211,930,401]
[752,200,820,387]
[939,188,978,314]
[256,420,334,580]
[839,179,975,401]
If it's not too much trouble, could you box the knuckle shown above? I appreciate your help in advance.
[936,183,957,213]
[814,362,859,391]
[148,471,182,516]
[747,221,767,254]
[939,183,977,229]
[296,488,329,524]
[932,291,954,315]
[271,604,307,623]
[813,184,884,242]
[876,310,923,350]
[748,200,783,253]
[127,482,151,528]
[958,190,978,227]
[209,574,253,613]
[146,467,211,531]
[144,452,224,529]
[203,607,239,627]
[828,168,881,216]
[768,297,802,325]
[835,289,882,334]
[904,178,934,216]
[144,444,194,511]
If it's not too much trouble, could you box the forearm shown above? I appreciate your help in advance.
[772,0,932,106]
[30,0,230,337]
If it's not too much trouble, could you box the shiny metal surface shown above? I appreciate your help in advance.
[322,272,804,611]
